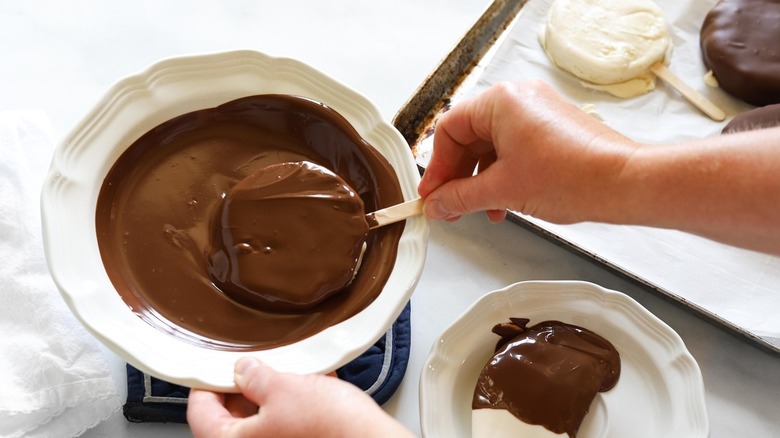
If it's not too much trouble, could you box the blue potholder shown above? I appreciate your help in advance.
[123,301,411,423]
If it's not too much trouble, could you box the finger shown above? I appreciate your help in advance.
[223,393,259,418]
[477,151,497,174]
[478,153,504,224]
[206,359,281,438]
[423,166,505,220]
[486,209,508,223]
[418,130,477,198]
[233,357,276,406]
[419,100,496,198]
[187,389,237,437]
[438,95,496,154]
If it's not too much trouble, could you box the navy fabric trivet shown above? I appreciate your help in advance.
[123,301,411,423]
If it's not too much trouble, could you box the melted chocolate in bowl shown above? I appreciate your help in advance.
[96,94,405,350]
[473,318,621,437]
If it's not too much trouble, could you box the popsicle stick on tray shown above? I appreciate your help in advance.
[650,62,726,121]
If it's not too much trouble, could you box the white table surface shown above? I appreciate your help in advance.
[3,1,779,437]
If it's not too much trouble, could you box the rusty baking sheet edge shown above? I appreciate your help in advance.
[391,0,780,355]
[392,0,528,150]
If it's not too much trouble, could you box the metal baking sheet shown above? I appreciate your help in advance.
[392,0,780,355]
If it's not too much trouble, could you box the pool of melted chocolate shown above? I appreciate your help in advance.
[96,94,405,350]
[473,318,621,437]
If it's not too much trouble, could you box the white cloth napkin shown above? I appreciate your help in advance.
[0,109,121,438]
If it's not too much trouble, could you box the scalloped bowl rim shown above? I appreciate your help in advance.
[419,280,709,437]
[40,50,428,391]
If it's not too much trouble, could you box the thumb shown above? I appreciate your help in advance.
[423,170,502,221]
[233,357,275,406]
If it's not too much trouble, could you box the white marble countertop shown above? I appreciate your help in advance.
[3,1,779,437]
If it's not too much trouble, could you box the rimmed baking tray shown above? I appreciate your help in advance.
[392,0,780,355]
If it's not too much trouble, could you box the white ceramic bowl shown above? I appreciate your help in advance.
[41,50,428,391]
[420,280,709,437]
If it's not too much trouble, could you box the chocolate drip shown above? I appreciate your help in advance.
[472,318,621,437]
[96,94,404,350]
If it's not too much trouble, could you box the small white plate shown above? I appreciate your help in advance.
[420,280,709,437]
[41,50,428,391]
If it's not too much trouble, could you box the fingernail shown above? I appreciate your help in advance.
[424,199,450,220]
[234,357,260,383]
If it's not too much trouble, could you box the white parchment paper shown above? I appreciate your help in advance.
[427,0,780,348]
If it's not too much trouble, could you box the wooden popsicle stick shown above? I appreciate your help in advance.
[650,62,726,122]
[366,198,424,229]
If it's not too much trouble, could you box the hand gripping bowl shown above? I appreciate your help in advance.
[40,50,428,391]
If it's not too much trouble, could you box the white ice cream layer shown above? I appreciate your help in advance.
[472,409,565,438]
[540,0,670,97]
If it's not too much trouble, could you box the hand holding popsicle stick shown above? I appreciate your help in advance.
[366,198,424,229]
